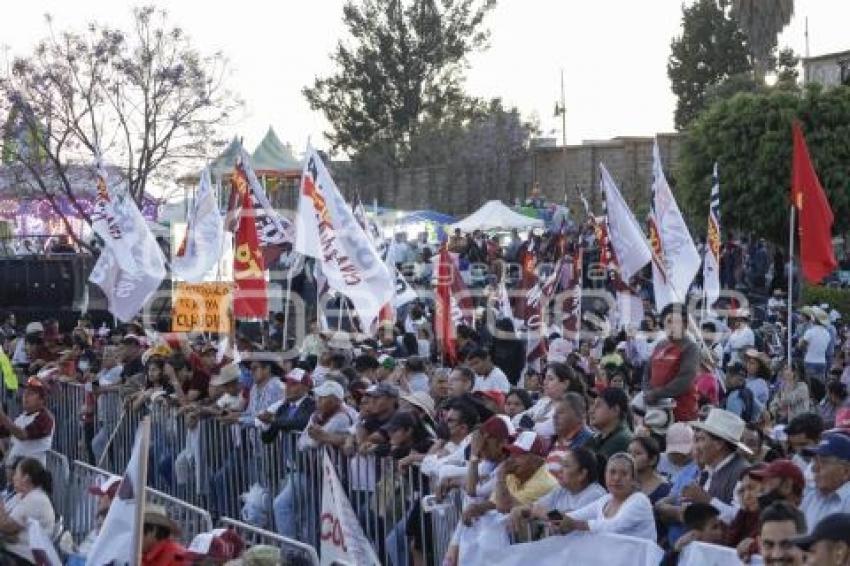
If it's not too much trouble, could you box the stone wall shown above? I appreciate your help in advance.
[331,133,682,217]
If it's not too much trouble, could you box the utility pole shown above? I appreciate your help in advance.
[554,68,568,204]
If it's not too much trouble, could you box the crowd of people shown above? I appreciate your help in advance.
[1,224,850,565]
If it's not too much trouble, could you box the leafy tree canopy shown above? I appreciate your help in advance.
[676,85,850,245]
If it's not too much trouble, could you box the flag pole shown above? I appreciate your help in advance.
[787,204,795,366]
[132,416,152,566]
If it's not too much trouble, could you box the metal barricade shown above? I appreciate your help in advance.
[46,450,71,529]
[66,460,111,542]
[146,486,214,545]
[220,517,320,566]
[47,381,87,462]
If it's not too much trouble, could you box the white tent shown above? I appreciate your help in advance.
[449,200,544,232]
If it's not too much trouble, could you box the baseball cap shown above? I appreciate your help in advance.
[748,459,805,492]
[504,431,546,457]
[186,528,245,561]
[121,334,143,346]
[365,383,399,398]
[665,423,695,455]
[24,377,48,398]
[313,381,345,400]
[791,513,850,551]
[285,368,312,387]
[88,475,122,498]
[479,415,515,442]
[473,390,506,410]
[804,433,850,462]
[24,322,44,335]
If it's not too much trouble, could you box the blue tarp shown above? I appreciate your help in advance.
[396,210,457,226]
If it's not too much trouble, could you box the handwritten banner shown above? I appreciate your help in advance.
[172,282,232,333]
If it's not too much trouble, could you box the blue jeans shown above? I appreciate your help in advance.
[273,472,312,541]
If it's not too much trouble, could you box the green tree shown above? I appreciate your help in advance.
[668,0,752,129]
[676,85,850,245]
[730,0,794,81]
[0,7,238,247]
[303,0,496,163]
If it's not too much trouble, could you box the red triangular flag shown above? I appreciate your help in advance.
[791,121,837,284]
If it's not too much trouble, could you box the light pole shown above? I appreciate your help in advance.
[554,68,568,204]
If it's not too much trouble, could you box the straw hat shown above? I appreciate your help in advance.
[743,348,771,368]
[690,407,752,455]
[400,391,436,419]
[210,363,241,387]
[812,307,831,325]
[143,504,181,535]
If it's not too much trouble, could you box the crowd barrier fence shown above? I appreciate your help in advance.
[44,381,465,566]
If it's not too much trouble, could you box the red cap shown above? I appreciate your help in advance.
[749,459,805,492]
[285,368,312,387]
[186,528,244,560]
[479,415,515,442]
[474,390,506,410]
[504,431,547,457]
[88,475,122,498]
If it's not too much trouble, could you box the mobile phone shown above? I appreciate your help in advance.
[547,510,563,521]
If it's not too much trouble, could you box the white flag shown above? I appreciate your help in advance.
[461,530,663,566]
[703,163,722,308]
[320,450,380,566]
[600,164,652,281]
[296,145,393,329]
[89,160,138,274]
[650,139,701,311]
[88,166,166,322]
[679,541,743,565]
[86,421,147,566]
[497,280,514,321]
[172,167,224,282]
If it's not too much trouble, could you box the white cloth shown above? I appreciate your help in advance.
[567,492,657,541]
[535,482,607,514]
[473,366,511,394]
[803,325,831,365]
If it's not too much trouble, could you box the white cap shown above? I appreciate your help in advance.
[313,380,345,400]
[25,322,44,335]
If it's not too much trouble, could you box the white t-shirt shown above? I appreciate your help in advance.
[473,366,510,394]
[803,325,831,365]
[6,488,55,562]
[726,327,755,364]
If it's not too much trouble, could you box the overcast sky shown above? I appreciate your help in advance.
[2,0,849,156]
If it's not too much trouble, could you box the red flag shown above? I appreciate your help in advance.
[792,121,837,284]
[435,246,457,365]
[232,169,268,319]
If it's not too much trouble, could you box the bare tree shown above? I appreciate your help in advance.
[0,6,240,248]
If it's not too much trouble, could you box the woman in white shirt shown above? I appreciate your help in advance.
[0,457,56,564]
[556,452,657,542]
[510,446,607,527]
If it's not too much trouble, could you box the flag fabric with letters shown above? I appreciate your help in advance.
[295,145,393,330]
[792,121,837,283]
[320,450,380,566]
[173,167,224,282]
[703,163,722,307]
[231,166,268,319]
[599,164,652,281]
[650,139,700,311]
[88,162,166,322]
